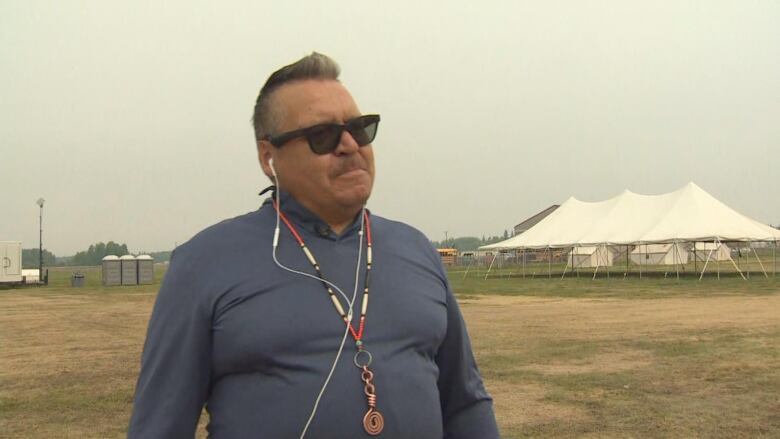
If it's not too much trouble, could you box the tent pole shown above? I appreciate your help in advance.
[706,242,715,273]
[736,244,740,272]
[509,249,518,278]
[675,241,680,281]
[569,246,574,278]
[625,245,629,277]
[746,243,750,279]
[717,240,720,280]
[727,255,746,280]
[663,245,669,278]
[484,252,497,280]
[605,245,610,279]
[575,246,580,278]
[673,246,679,276]
[725,240,745,280]
[592,250,600,281]
[699,242,714,281]
[462,254,473,280]
[547,247,551,279]
[560,247,569,280]
[752,246,768,278]
[638,244,642,279]
[774,239,777,278]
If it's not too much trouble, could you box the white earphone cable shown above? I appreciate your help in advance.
[268,162,365,439]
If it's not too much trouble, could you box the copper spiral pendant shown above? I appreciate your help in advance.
[363,408,384,435]
[361,366,384,435]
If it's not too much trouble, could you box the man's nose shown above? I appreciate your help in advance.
[333,129,360,155]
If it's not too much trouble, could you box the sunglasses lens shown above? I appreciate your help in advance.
[348,116,379,146]
[299,115,380,154]
[306,125,342,154]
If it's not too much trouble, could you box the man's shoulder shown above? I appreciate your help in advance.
[174,208,269,259]
[370,213,436,252]
[370,213,426,239]
[369,213,447,281]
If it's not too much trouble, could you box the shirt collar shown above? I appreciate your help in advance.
[261,189,366,240]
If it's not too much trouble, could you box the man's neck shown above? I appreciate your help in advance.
[316,207,361,235]
[290,196,361,236]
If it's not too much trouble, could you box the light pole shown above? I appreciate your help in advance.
[36,198,45,280]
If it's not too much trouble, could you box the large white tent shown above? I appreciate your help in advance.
[482,182,780,250]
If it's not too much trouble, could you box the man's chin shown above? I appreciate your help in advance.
[335,185,372,209]
[334,172,372,197]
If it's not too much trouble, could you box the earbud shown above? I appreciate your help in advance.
[270,156,279,249]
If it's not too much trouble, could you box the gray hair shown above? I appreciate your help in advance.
[252,52,341,141]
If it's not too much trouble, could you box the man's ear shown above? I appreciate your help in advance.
[257,140,274,180]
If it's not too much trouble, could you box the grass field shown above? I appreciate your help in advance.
[1,266,778,438]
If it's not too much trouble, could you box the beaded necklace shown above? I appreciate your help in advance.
[272,200,384,436]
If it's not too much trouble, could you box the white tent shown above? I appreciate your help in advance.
[630,243,689,266]
[567,246,614,268]
[482,182,780,250]
[692,242,731,262]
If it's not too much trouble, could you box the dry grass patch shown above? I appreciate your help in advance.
[460,290,780,438]
[489,382,590,431]
[0,291,151,438]
[520,349,654,375]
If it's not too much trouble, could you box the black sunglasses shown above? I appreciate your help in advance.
[265,114,380,155]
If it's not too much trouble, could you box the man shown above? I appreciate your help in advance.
[128,52,499,439]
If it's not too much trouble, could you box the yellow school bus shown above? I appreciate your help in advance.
[436,248,458,266]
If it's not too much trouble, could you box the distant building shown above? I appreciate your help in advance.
[513,205,559,236]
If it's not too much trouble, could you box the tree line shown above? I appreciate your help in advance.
[22,242,173,268]
[22,249,57,268]
[70,241,130,266]
[430,230,513,251]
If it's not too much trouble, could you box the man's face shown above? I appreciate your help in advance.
[259,80,375,221]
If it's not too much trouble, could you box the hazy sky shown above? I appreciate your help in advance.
[2,1,778,256]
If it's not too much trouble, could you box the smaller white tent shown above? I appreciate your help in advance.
[567,246,614,268]
[630,243,689,266]
[692,243,731,262]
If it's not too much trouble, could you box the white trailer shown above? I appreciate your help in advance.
[1,241,23,283]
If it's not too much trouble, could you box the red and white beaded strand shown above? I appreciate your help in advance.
[272,200,384,436]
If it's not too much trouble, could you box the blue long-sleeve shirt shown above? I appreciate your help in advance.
[128,192,499,438]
